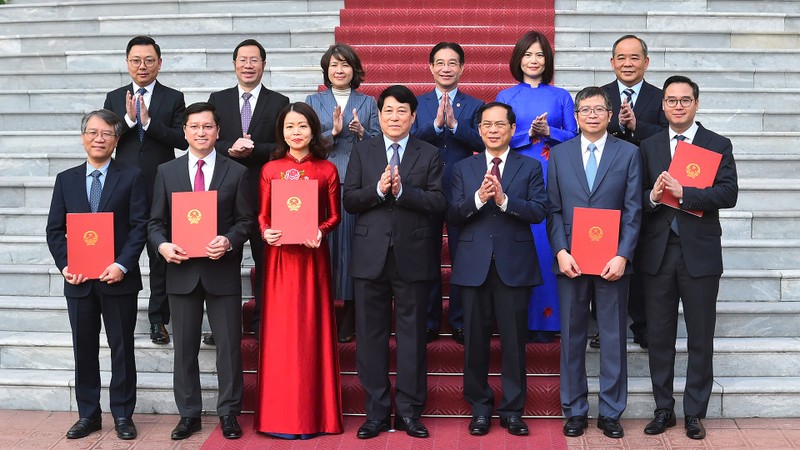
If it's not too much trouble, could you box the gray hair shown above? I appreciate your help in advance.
[81,109,124,138]
[612,34,648,59]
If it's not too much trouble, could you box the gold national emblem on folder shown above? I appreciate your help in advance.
[588,226,604,242]
[686,162,701,179]
[83,230,99,246]
[287,196,302,212]
[187,208,202,224]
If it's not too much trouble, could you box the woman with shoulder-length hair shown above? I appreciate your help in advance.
[305,42,380,343]
[254,102,343,439]
[496,30,578,342]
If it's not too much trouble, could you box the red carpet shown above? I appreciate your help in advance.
[201,415,568,449]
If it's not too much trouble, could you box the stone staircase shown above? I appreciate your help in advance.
[0,0,798,419]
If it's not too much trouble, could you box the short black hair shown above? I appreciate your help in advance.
[663,75,700,99]
[183,102,220,126]
[320,43,365,89]
[611,34,648,58]
[126,35,160,59]
[477,102,516,125]
[377,85,418,113]
[509,30,554,84]
[574,86,612,111]
[429,42,465,65]
[233,39,266,61]
[272,102,331,160]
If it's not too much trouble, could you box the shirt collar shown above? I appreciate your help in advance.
[86,159,111,177]
[580,132,609,154]
[188,150,217,169]
[435,87,458,103]
[484,147,510,165]
[238,83,263,101]
[383,134,410,152]
[131,79,157,94]
[669,122,699,142]
[616,79,644,97]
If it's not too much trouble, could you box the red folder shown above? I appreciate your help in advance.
[661,140,722,217]
[571,207,621,276]
[67,212,114,279]
[172,191,217,258]
[271,179,319,244]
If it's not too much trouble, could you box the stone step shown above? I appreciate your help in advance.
[556,11,796,33]
[722,239,800,270]
[0,0,342,20]
[722,211,800,240]
[0,27,332,55]
[557,28,800,50]
[555,47,800,71]
[558,0,799,13]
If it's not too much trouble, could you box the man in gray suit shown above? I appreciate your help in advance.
[547,87,642,439]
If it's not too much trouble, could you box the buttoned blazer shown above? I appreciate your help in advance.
[342,135,446,282]
[46,159,148,297]
[148,154,256,295]
[448,150,547,287]
[638,124,738,277]
[603,80,668,146]
[546,134,643,274]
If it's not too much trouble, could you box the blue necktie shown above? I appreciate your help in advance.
[89,170,102,212]
[623,88,635,107]
[585,143,598,192]
[670,135,687,235]
[136,87,147,142]
[389,143,400,171]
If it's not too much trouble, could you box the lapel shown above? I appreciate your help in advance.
[452,89,469,124]
[421,90,439,123]
[655,129,673,171]
[369,136,390,170]
[609,84,622,114]
[72,163,92,212]
[592,137,621,195]
[567,139,592,196]
[209,154,228,191]
[147,81,165,121]
[97,159,120,212]
[248,84,270,134]
[691,123,712,149]
[500,150,523,192]
[175,154,193,192]
[399,137,421,179]
[317,89,336,123]
[633,81,656,116]
[224,87,244,134]
[468,152,487,183]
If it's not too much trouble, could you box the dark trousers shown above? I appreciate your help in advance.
[170,282,243,417]
[426,214,463,331]
[354,248,428,420]
[146,242,169,324]
[461,261,530,417]
[643,234,718,417]
[67,284,137,420]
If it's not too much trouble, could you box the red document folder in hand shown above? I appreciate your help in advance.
[271,179,319,245]
[661,140,722,217]
[172,191,217,258]
[67,212,114,279]
[571,207,621,276]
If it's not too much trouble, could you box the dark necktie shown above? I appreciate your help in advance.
[623,88,635,107]
[136,87,147,142]
[89,170,102,212]
[389,143,400,171]
[241,92,253,134]
[491,157,502,183]
[194,160,205,192]
[585,143,598,192]
[670,135,687,235]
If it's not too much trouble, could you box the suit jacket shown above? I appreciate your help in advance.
[208,84,289,199]
[46,159,148,297]
[639,124,738,277]
[148,153,256,296]
[305,89,380,182]
[547,134,642,274]
[104,81,188,198]
[448,150,547,287]
[343,135,446,282]
[603,80,668,146]
[412,89,484,199]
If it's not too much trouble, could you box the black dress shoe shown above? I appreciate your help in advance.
[203,333,215,345]
[597,416,624,438]
[171,417,201,440]
[563,415,588,437]
[685,416,706,440]
[644,409,676,435]
[337,301,356,343]
[66,417,102,439]
[589,334,600,348]
[394,416,429,438]
[356,417,390,439]
[468,415,490,435]
[426,328,440,343]
[452,328,465,345]
[499,415,529,436]
[114,417,137,440]
[633,331,649,349]
[220,415,242,439]
[150,323,170,344]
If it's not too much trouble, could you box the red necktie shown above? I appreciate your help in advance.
[194,160,205,192]
[491,157,502,183]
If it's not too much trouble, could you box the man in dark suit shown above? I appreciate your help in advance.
[412,41,484,345]
[104,35,188,345]
[547,87,642,439]
[148,102,255,441]
[449,102,547,436]
[208,39,289,339]
[597,34,668,350]
[639,76,738,440]
[46,109,148,440]
[343,85,446,439]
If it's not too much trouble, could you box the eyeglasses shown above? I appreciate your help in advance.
[236,58,263,66]
[127,58,158,68]
[185,124,217,133]
[664,97,695,108]
[83,130,116,140]
[479,121,510,130]
[576,106,609,116]
[433,60,461,69]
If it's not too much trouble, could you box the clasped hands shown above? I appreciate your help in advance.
[158,236,231,264]
[229,133,254,158]
[332,106,365,139]
[434,92,457,130]
[650,171,683,203]
[528,112,549,138]
[62,264,125,285]
[618,98,637,131]
[477,170,504,204]
[556,250,627,282]
[263,228,322,248]
[125,90,149,126]
[379,164,402,197]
